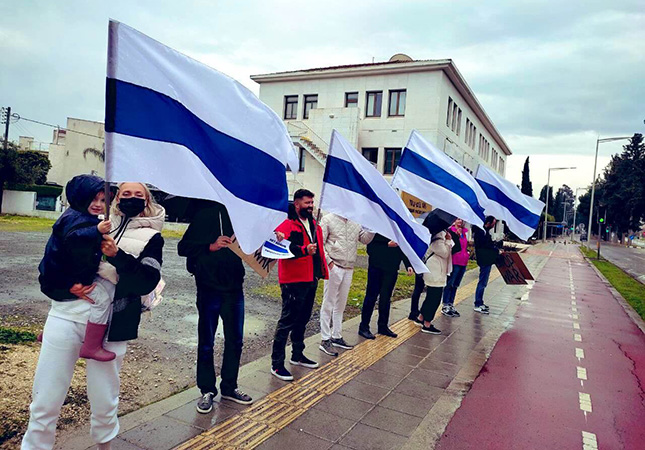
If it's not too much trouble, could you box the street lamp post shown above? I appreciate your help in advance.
[585,136,631,248]
[543,167,576,243]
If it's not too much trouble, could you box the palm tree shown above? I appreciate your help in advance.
[83,147,105,162]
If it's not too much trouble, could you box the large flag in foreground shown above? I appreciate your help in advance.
[320,131,430,273]
[392,130,489,229]
[104,21,299,254]
[476,164,545,241]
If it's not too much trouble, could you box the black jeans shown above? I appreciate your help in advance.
[410,274,425,317]
[196,286,244,395]
[420,286,444,323]
[271,281,318,367]
[360,266,399,331]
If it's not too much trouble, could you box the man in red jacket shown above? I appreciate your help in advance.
[271,189,329,381]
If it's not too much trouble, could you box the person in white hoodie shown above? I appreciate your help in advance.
[318,213,373,356]
[416,230,453,335]
[23,182,165,450]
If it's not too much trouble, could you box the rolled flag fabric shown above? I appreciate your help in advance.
[104,20,299,254]
[321,130,430,273]
[475,164,545,241]
[392,130,489,229]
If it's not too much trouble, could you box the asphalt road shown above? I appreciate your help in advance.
[587,239,645,284]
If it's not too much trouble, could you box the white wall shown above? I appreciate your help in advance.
[1,190,36,215]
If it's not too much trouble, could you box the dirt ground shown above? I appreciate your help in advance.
[0,230,376,448]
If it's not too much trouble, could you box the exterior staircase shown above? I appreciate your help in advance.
[287,121,329,167]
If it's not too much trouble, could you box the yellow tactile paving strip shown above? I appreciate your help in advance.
[175,270,500,450]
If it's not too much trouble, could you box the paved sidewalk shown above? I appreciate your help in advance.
[57,243,644,450]
[435,243,645,449]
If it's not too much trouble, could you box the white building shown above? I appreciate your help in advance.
[47,118,105,192]
[251,54,511,198]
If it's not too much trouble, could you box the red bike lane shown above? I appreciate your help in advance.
[436,246,645,449]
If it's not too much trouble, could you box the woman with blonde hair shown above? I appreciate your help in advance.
[23,182,165,450]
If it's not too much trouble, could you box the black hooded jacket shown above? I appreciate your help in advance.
[38,175,105,301]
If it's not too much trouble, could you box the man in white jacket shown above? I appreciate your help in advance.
[319,213,373,356]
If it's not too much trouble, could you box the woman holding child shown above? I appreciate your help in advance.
[22,179,165,450]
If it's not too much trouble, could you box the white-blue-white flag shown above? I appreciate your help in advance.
[392,130,490,229]
[104,21,299,254]
[475,164,545,241]
[320,131,430,273]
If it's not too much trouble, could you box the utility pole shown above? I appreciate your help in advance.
[2,107,10,151]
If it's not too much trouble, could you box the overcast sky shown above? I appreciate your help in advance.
[2,0,643,195]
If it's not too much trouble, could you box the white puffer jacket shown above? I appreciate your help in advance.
[423,231,454,288]
[98,204,165,284]
[320,213,374,269]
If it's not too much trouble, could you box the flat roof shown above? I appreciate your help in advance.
[251,59,511,156]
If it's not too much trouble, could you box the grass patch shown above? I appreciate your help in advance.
[0,215,55,232]
[160,228,185,239]
[579,246,645,320]
[0,326,37,345]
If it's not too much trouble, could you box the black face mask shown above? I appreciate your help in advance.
[118,197,146,217]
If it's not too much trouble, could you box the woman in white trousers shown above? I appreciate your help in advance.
[22,182,165,449]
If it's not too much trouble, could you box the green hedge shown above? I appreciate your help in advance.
[7,184,63,197]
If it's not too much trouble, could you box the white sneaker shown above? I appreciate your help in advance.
[474,305,490,314]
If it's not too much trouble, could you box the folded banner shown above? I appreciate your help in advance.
[392,130,489,229]
[104,20,299,254]
[261,238,294,259]
[475,164,545,241]
[320,130,430,273]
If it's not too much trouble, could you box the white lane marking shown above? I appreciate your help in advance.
[572,314,579,320]
[572,301,577,306]
[573,322,581,330]
[577,366,588,380]
[582,431,598,449]
[574,334,582,342]
[571,295,576,300]
[572,306,578,312]
[579,392,592,412]
[576,348,585,359]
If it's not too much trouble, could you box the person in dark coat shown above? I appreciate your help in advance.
[359,234,414,339]
[178,200,253,413]
[38,174,115,361]
[473,216,500,314]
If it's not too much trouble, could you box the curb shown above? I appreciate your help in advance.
[582,255,645,335]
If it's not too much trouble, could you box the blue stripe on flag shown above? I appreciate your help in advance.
[323,155,427,260]
[399,149,486,222]
[264,240,289,253]
[476,179,540,229]
[105,78,288,213]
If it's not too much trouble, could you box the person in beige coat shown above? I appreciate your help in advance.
[319,213,374,356]
[417,230,453,334]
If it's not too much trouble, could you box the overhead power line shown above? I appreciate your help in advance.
[17,115,105,140]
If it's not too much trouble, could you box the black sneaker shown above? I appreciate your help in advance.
[474,305,490,314]
[421,324,441,335]
[358,328,376,340]
[450,306,461,317]
[319,339,339,356]
[196,392,216,414]
[413,317,423,327]
[408,312,419,321]
[271,365,294,381]
[290,355,319,369]
[441,306,454,317]
[331,337,354,350]
[221,388,253,405]
[378,328,398,338]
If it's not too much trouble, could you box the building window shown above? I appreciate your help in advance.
[298,147,306,172]
[456,109,462,136]
[465,118,471,144]
[388,90,406,116]
[384,148,402,174]
[446,97,453,127]
[345,92,358,107]
[284,95,298,120]
[499,157,505,174]
[470,125,477,148]
[362,147,378,165]
[366,91,382,117]
[303,94,318,119]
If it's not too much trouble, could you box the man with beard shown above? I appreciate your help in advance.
[271,189,329,381]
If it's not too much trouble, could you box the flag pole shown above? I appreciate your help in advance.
[104,20,118,220]
[316,130,335,224]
